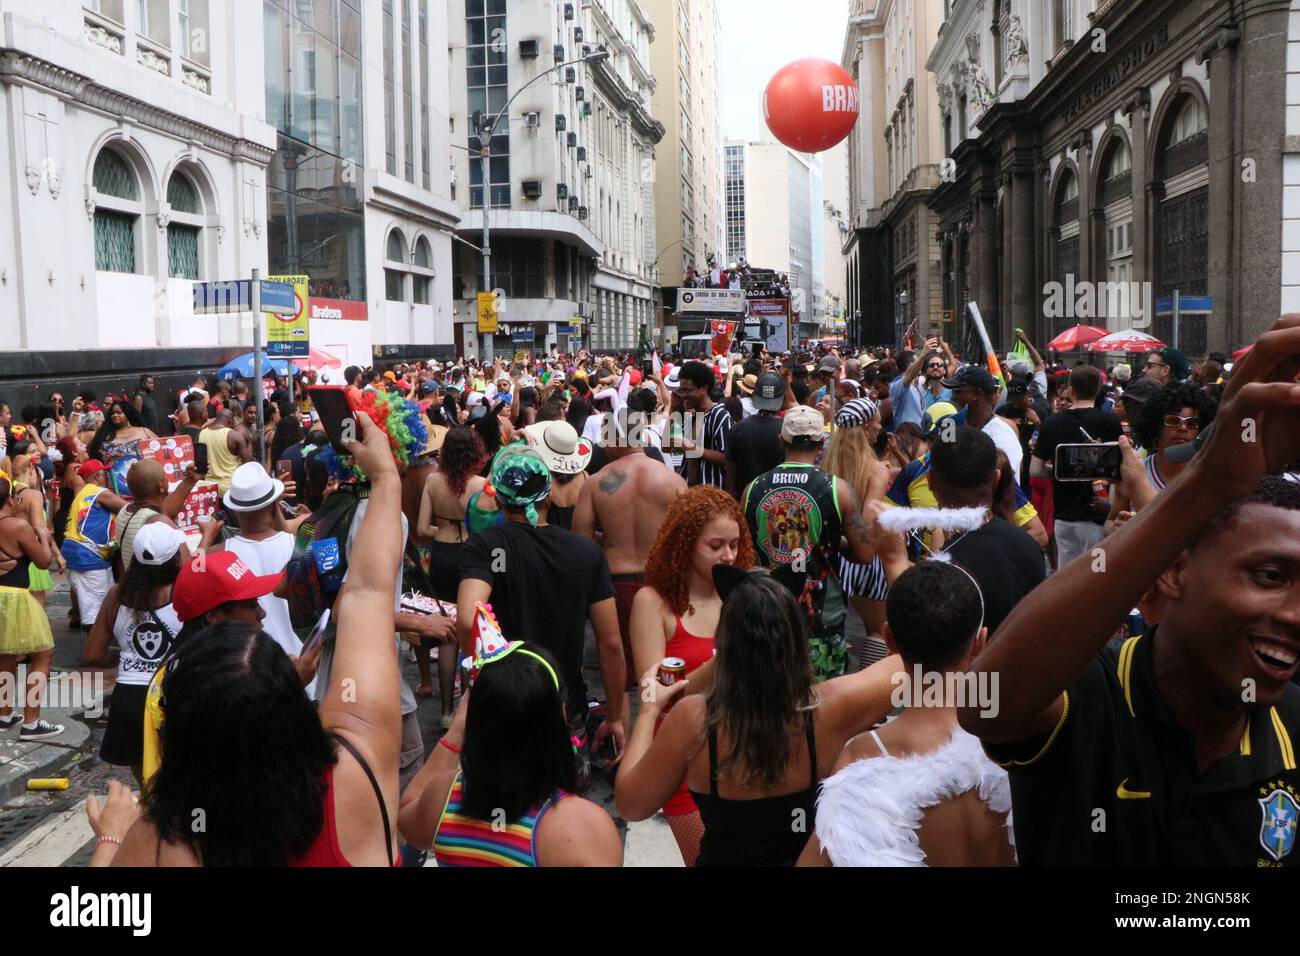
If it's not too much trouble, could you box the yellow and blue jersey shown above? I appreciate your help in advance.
[886,452,1037,553]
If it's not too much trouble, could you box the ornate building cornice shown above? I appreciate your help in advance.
[0,51,275,167]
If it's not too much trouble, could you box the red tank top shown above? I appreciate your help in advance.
[288,762,400,867]
[289,766,351,867]
[659,615,715,817]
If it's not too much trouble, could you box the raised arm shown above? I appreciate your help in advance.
[961,317,1300,744]
[1017,328,1046,372]
[317,413,403,863]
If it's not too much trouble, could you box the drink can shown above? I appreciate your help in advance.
[659,657,686,686]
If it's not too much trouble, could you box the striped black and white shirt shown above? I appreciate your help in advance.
[683,401,733,488]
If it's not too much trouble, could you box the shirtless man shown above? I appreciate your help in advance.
[573,427,685,691]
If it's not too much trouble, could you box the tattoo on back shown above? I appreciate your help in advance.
[599,470,629,495]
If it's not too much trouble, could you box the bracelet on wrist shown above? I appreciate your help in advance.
[437,736,462,754]
[97,835,123,847]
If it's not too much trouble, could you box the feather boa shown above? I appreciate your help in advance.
[874,506,988,535]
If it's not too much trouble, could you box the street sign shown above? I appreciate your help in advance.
[477,291,499,333]
[1156,296,1212,315]
[193,280,298,315]
[266,274,310,357]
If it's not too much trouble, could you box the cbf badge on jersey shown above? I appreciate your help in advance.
[1258,785,1299,862]
[755,488,822,566]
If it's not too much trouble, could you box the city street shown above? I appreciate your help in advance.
[0,575,876,867]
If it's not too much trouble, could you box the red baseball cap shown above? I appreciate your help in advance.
[79,459,107,476]
[172,550,284,623]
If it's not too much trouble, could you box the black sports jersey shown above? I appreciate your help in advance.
[987,629,1300,866]
[742,463,847,679]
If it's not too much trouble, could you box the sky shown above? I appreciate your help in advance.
[716,0,852,142]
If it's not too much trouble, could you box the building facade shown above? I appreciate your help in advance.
[722,138,825,340]
[841,0,945,348]
[447,0,661,357]
[585,0,664,353]
[925,0,1293,358]
[645,0,723,286]
[821,138,851,338]
[0,0,460,397]
[268,0,460,370]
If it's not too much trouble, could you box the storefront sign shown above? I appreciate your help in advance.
[266,274,309,357]
[1062,24,1169,123]
[676,288,745,314]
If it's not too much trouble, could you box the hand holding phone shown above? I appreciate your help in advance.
[1054,442,1123,482]
[308,386,357,454]
[301,609,330,657]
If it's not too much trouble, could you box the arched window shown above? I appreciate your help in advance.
[1153,90,1210,351]
[412,236,433,305]
[92,148,141,273]
[385,229,408,301]
[1098,138,1134,297]
[166,171,203,279]
[1052,169,1080,329]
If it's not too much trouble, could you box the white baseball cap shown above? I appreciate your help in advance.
[133,522,188,566]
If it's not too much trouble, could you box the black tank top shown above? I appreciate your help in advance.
[690,709,819,867]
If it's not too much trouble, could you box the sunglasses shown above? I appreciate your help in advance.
[1162,414,1200,429]
[1146,361,1167,370]
[925,363,945,370]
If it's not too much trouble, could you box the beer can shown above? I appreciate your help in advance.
[27,778,69,791]
[659,657,686,686]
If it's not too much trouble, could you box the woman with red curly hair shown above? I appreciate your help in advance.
[628,485,754,864]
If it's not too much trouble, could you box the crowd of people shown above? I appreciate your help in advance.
[0,314,1297,868]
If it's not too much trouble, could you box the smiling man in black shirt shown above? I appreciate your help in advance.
[961,317,1300,866]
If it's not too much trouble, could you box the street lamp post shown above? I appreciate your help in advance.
[475,50,610,363]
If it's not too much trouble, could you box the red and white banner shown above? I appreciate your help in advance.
[709,319,739,357]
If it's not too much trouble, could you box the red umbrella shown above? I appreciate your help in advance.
[1047,324,1109,352]
[292,347,343,371]
[1088,329,1166,353]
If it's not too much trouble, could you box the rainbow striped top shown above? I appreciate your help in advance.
[432,772,570,867]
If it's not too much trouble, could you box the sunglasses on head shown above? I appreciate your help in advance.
[1163,414,1200,429]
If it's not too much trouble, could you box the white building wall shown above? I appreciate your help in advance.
[0,2,274,357]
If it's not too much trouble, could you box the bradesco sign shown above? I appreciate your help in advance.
[675,288,744,314]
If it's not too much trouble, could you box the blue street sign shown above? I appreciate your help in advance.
[511,331,534,343]
[192,280,298,315]
[1156,296,1212,315]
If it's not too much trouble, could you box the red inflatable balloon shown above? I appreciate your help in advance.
[763,58,859,153]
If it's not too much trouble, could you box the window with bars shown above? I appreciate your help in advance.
[168,225,200,278]
[95,211,137,273]
[167,172,200,212]
[93,149,139,273]
[93,149,137,199]
[167,170,205,278]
